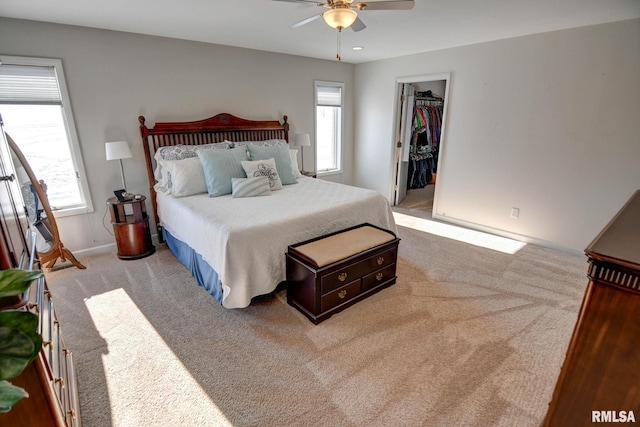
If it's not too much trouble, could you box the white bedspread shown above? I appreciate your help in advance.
[157,177,397,308]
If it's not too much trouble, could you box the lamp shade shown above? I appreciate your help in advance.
[105,141,132,161]
[294,133,311,147]
[323,8,357,29]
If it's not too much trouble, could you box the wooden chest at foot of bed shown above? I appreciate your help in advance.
[286,223,400,324]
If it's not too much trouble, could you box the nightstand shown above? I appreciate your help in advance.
[107,196,155,260]
[301,171,317,178]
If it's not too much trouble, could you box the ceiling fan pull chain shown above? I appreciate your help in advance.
[336,27,342,61]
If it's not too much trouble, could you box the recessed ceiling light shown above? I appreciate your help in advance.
[352,46,364,51]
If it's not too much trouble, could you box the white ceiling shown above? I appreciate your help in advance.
[1,0,639,63]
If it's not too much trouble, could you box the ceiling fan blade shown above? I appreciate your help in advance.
[291,13,323,28]
[355,0,414,10]
[273,0,323,4]
[350,17,366,32]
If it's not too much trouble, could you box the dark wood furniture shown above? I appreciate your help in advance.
[286,223,400,324]
[543,190,640,426]
[139,113,289,237]
[107,196,155,260]
[5,133,85,270]
[0,125,81,426]
[3,275,82,427]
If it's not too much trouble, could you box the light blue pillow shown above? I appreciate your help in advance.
[197,146,248,197]
[247,144,298,185]
[231,177,271,198]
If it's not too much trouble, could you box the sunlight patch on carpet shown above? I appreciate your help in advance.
[85,288,232,426]
[393,212,526,254]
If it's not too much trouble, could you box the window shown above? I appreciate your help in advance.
[315,81,344,174]
[0,56,93,215]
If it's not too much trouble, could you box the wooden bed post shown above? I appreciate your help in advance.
[282,115,289,143]
[138,115,163,242]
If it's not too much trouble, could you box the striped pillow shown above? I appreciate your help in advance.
[231,177,271,198]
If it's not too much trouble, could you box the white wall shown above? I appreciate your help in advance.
[354,19,640,252]
[0,18,355,255]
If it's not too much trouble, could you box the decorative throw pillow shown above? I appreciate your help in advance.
[154,142,232,182]
[197,145,248,197]
[289,149,303,179]
[247,144,297,185]
[195,141,235,153]
[162,157,207,197]
[241,158,283,191]
[231,177,271,198]
[232,139,288,148]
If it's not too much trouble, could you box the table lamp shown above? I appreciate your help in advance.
[105,141,133,195]
[294,133,311,173]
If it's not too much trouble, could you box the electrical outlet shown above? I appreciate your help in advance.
[511,207,520,219]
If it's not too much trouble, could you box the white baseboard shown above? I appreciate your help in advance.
[432,213,584,257]
[70,233,163,260]
[72,243,117,258]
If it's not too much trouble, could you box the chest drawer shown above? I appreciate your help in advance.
[362,263,397,293]
[320,279,361,312]
[320,246,397,294]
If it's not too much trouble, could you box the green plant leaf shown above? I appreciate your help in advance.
[0,269,43,299]
[0,312,42,381]
[0,379,29,413]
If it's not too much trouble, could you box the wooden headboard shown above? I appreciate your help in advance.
[139,113,289,235]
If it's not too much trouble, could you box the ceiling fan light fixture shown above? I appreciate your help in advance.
[323,8,357,29]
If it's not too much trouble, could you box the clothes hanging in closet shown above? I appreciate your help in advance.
[408,95,443,189]
[407,152,435,189]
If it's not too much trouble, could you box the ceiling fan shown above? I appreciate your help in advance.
[275,0,415,32]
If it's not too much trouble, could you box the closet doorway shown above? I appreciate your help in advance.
[392,73,450,218]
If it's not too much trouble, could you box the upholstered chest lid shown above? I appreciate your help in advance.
[293,225,395,268]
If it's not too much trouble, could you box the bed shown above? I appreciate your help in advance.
[139,113,396,309]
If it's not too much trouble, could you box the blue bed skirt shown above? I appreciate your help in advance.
[164,228,224,304]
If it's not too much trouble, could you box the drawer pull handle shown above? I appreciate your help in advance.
[376,272,384,281]
[43,340,51,347]
[338,272,348,282]
[377,256,384,265]
[55,377,65,388]
[338,289,347,299]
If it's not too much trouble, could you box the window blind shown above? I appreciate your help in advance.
[0,64,62,105]
[317,86,342,107]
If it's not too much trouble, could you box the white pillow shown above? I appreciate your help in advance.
[289,149,303,179]
[241,158,282,191]
[161,157,207,197]
[153,142,232,183]
[155,160,173,193]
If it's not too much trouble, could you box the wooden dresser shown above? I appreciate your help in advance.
[543,190,640,426]
[0,122,81,426]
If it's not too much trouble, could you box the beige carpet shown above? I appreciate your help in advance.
[397,185,435,212]
[45,216,587,427]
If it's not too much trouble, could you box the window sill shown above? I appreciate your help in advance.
[52,205,94,218]
[317,170,342,177]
